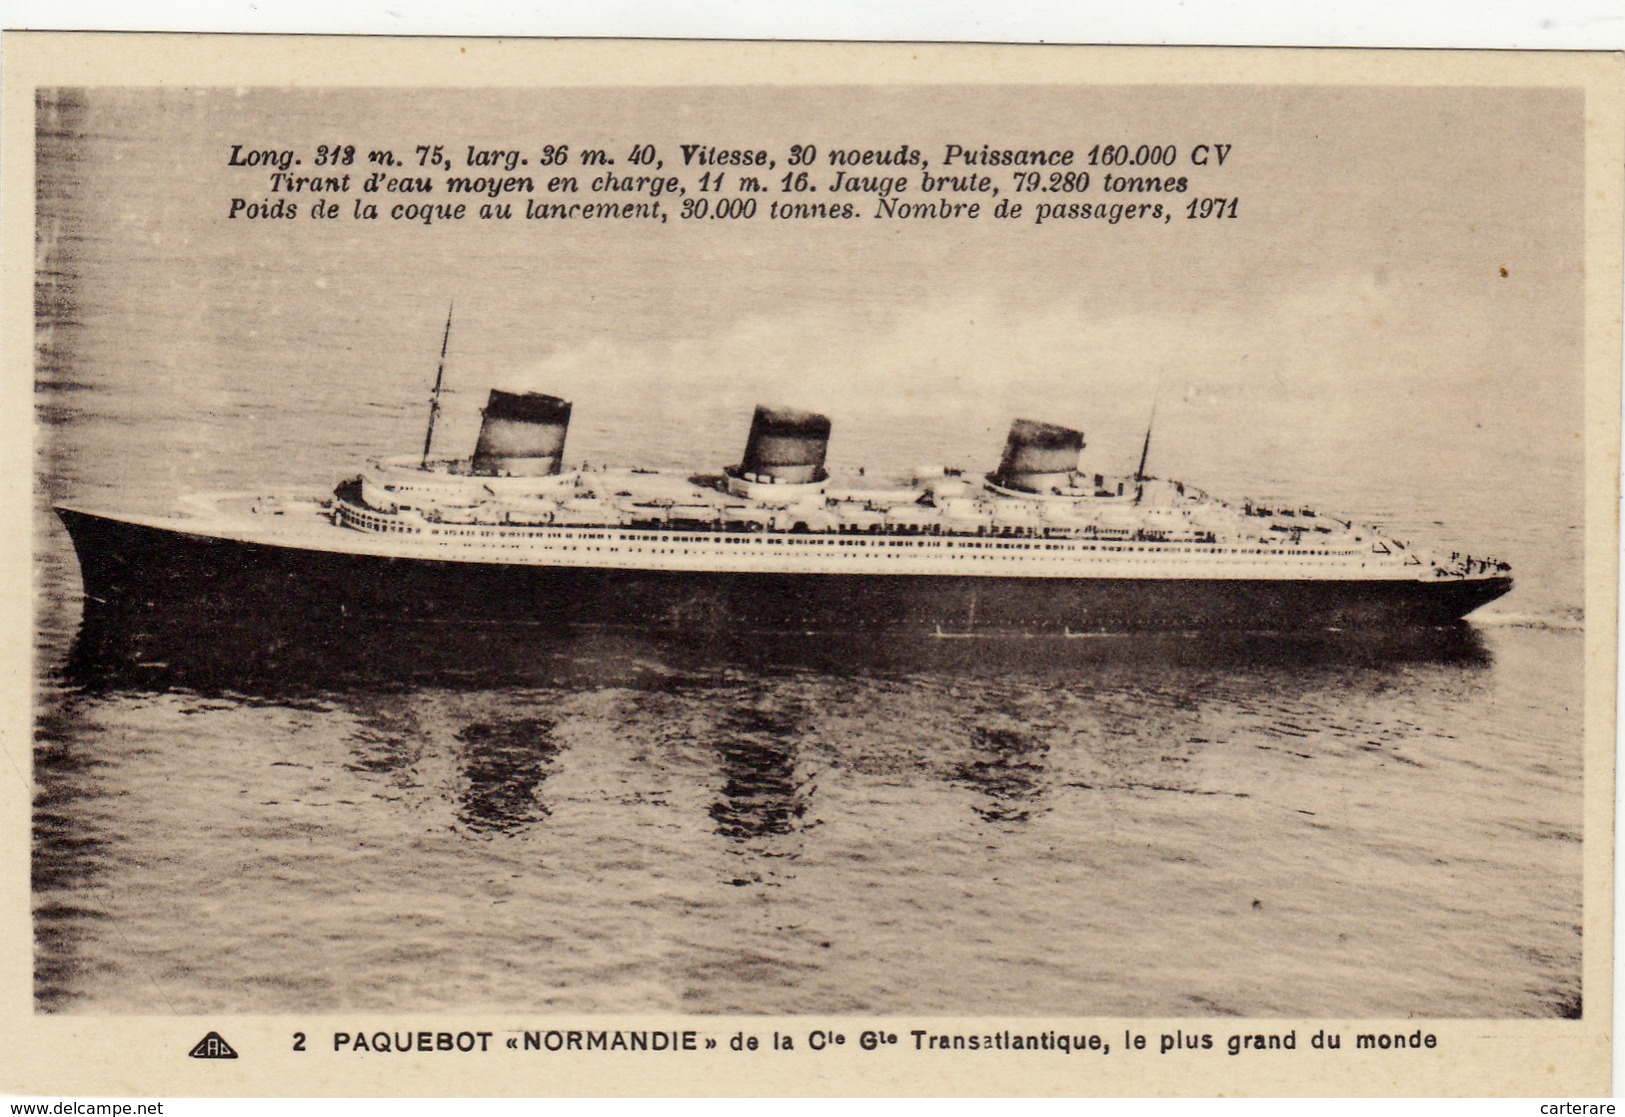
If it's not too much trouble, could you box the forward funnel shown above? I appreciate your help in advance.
[993,418,1084,492]
[734,405,831,484]
[470,390,572,477]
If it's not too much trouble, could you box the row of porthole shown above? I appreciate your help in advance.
[357,530,1376,572]
[351,511,1362,560]
[370,520,1362,562]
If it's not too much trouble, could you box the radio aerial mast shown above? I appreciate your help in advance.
[1133,381,1159,503]
[420,303,454,468]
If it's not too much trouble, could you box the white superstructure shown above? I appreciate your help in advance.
[257,452,1497,584]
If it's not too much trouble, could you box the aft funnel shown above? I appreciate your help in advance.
[734,405,831,485]
[470,390,572,477]
[993,418,1084,493]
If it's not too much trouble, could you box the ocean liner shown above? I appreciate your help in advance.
[55,388,1512,635]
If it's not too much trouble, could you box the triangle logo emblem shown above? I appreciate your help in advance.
[188,1031,239,1059]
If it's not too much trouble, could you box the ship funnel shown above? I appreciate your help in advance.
[993,418,1084,492]
[735,405,831,484]
[470,390,572,477]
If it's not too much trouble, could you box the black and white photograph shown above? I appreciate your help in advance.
[9,37,1620,1097]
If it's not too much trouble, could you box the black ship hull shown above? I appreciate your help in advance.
[55,507,1513,635]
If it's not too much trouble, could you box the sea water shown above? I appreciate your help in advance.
[31,87,1586,1017]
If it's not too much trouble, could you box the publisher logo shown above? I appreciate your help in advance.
[188,1031,239,1059]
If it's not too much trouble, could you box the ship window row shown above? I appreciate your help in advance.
[415,539,1359,564]
[350,512,419,534]
[354,513,1355,558]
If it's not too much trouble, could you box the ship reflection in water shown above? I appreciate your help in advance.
[952,726,1052,825]
[63,611,1493,699]
[452,717,563,834]
[41,610,1584,1019]
[57,609,1489,861]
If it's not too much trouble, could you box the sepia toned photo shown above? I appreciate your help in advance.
[4,36,1620,1097]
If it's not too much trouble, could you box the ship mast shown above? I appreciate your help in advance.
[1133,387,1157,503]
[420,303,454,469]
